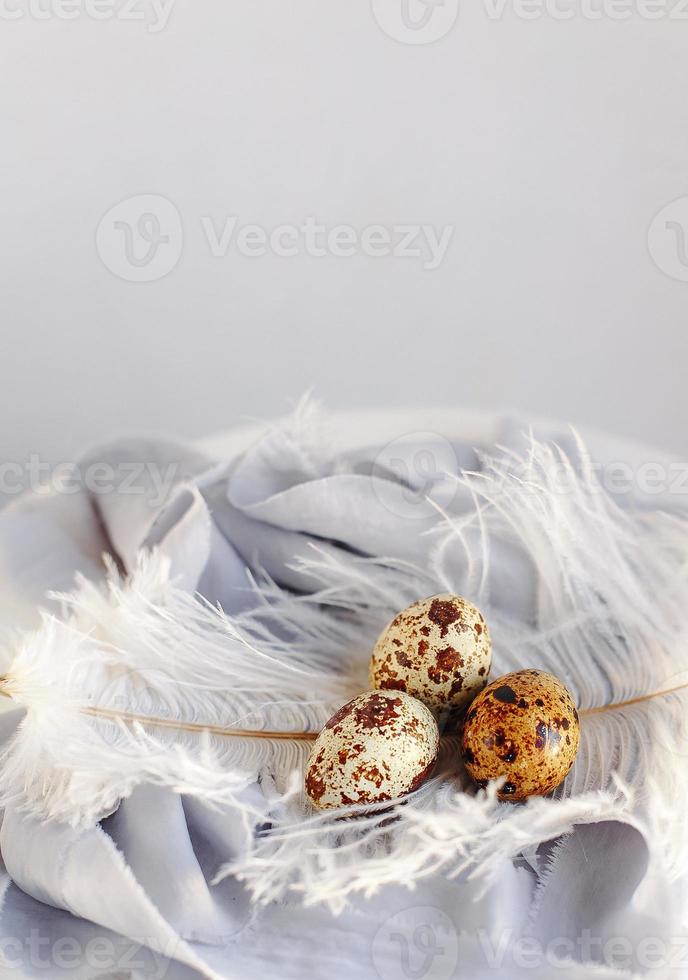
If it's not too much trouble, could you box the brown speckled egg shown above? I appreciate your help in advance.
[461,669,580,801]
[305,690,439,810]
[369,594,492,713]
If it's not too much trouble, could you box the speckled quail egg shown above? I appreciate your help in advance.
[305,690,439,810]
[461,669,580,801]
[369,594,492,713]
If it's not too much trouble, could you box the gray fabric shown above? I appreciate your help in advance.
[0,409,685,979]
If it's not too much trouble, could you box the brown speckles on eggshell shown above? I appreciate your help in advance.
[352,763,385,788]
[353,692,402,731]
[427,646,464,685]
[493,685,517,704]
[305,770,327,803]
[461,669,580,802]
[369,594,492,712]
[408,759,436,793]
[384,678,408,691]
[305,690,439,810]
[324,702,354,731]
[427,598,462,636]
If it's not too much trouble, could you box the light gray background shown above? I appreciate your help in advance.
[1,1,687,467]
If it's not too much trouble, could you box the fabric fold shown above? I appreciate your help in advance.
[0,405,685,979]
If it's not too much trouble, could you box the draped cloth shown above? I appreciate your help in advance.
[0,406,685,979]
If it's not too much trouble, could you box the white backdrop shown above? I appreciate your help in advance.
[1,0,687,469]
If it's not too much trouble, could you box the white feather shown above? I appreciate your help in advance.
[0,426,686,918]
[0,554,350,826]
[220,431,688,909]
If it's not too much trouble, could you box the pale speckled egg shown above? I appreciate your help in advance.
[369,594,492,713]
[461,669,580,801]
[305,690,439,810]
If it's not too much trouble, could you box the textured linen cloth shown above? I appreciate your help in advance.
[0,407,685,980]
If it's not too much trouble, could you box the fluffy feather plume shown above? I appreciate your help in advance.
[0,555,352,825]
[0,430,687,915]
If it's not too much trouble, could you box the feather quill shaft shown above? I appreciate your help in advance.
[2,423,688,913]
[1,676,686,738]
